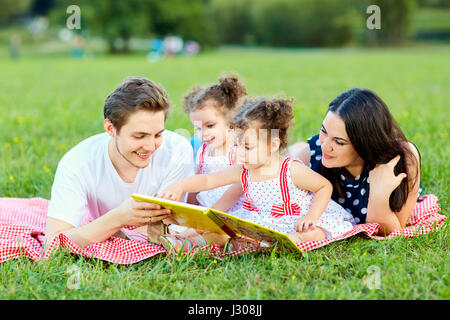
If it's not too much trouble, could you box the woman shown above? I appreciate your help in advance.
[291,88,422,236]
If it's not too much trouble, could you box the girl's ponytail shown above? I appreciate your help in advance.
[218,75,247,110]
[183,73,247,115]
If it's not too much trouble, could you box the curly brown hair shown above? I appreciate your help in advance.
[231,97,294,150]
[183,74,247,119]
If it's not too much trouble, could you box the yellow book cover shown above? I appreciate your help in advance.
[131,193,229,236]
[131,193,302,253]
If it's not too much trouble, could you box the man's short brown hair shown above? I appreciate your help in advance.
[104,76,171,131]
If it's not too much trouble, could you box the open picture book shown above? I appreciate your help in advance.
[131,193,302,253]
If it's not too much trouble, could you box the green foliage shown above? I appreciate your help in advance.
[50,0,151,53]
[148,0,218,48]
[208,0,255,45]
[252,0,360,47]
[43,0,431,50]
[209,0,423,47]
[48,0,217,52]
[361,0,418,45]
[418,0,450,7]
[0,0,32,22]
[209,0,361,47]
[410,7,450,41]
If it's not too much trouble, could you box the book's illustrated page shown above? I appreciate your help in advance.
[208,209,302,253]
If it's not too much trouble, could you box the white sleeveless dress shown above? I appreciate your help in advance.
[195,144,249,219]
[239,157,355,239]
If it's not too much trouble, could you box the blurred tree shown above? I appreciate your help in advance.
[417,0,450,7]
[51,0,151,53]
[362,0,417,45]
[50,0,217,53]
[0,0,32,22]
[46,0,421,51]
[31,0,55,16]
[81,0,151,53]
[148,0,218,48]
[208,0,255,45]
[210,0,359,47]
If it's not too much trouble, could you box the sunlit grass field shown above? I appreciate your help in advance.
[0,45,449,299]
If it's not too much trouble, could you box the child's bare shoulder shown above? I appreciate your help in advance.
[289,158,320,181]
[290,158,308,171]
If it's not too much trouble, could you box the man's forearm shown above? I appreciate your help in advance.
[62,209,123,248]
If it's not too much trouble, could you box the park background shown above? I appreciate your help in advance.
[0,0,449,299]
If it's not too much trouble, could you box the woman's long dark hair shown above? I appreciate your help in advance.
[322,88,420,212]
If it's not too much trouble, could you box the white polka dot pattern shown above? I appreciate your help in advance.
[196,144,248,218]
[241,158,355,239]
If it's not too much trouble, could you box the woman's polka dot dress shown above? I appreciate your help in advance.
[307,134,422,224]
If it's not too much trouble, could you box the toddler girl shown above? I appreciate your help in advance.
[183,74,249,217]
[147,75,250,245]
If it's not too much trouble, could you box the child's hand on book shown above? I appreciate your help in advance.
[294,215,319,233]
[157,185,183,201]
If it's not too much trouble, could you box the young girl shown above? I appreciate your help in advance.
[183,74,249,217]
[157,97,356,252]
[147,75,249,245]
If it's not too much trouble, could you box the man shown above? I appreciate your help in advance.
[44,76,193,249]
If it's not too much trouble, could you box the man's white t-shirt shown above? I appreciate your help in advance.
[47,130,194,227]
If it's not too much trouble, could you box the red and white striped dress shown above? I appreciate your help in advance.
[195,144,249,218]
[240,157,356,239]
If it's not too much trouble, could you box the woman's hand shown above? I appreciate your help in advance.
[368,155,407,198]
[157,184,184,201]
[294,214,320,233]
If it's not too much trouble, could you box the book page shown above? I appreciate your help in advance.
[209,209,302,253]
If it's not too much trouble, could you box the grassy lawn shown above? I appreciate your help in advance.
[0,45,449,299]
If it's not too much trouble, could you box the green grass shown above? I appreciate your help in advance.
[0,45,449,299]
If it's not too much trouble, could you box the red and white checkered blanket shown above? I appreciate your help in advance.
[0,195,446,264]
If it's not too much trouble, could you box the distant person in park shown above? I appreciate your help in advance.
[10,35,20,60]
[72,35,84,59]
[290,88,422,236]
[44,76,194,250]
[147,38,164,62]
[163,34,183,56]
[184,40,200,56]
